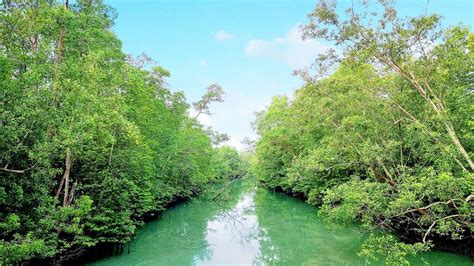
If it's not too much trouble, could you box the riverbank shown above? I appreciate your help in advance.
[262,183,474,259]
[90,178,473,265]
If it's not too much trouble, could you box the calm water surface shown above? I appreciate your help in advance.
[92,179,473,265]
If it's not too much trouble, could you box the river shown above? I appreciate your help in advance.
[91,178,473,265]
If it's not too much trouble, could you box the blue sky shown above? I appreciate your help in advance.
[104,0,473,150]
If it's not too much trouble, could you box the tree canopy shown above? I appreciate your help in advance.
[254,1,473,264]
[0,1,244,263]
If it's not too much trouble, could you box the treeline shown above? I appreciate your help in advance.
[254,1,473,265]
[0,1,244,264]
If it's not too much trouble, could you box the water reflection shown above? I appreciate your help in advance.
[253,188,366,266]
[92,179,473,266]
[196,192,261,265]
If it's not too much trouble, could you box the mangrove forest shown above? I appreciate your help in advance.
[0,0,473,265]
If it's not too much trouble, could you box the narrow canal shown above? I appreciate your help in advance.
[92,178,472,265]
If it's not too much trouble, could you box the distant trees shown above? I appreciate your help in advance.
[0,1,242,264]
[254,1,473,264]
[214,146,248,180]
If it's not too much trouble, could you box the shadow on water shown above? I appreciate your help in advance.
[90,178,473,265]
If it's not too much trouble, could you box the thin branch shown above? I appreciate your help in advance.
[402,197,469,215]
[1,163,37,174]
[423,214,460,243]
[212,178,241,201]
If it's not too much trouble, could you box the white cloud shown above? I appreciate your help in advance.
[214,30,235,41]
[245,25,332,69]
[200,59,208,66]
[195,91,266,151]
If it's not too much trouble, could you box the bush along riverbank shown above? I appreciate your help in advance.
[253,2,473,265]
[0,1,249,264]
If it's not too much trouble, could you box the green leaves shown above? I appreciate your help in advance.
[254,4,473,263]
[358,234,431,266]
[0,1,234,263]
[192,83,225,118]
[0,233,50,264]
[319,179,391,227]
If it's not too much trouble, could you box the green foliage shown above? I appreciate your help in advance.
[358,234,431,266]
[0,1,238,263]
[214,146,249,180]
[254,1,473,264]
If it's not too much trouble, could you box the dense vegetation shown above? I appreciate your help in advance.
[0,1,246,264]
[1,0,472,265]
[254,1,473,265]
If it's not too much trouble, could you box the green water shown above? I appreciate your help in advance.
[92,179,472,265]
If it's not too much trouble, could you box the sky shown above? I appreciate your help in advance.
[104,0,473,150]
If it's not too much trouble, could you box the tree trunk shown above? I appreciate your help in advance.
[56,0,69,65]
[63,148,72,207]
[445,123,474,171]
[386,59,474,171]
